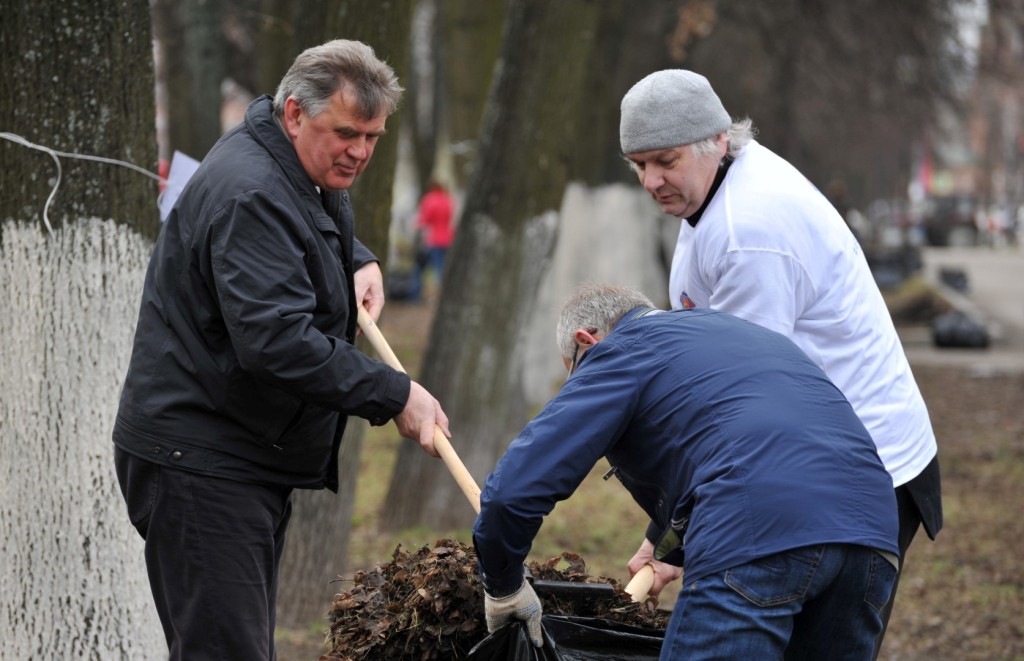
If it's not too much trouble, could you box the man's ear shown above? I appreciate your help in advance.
[282,97,302,139]
[574,328,600,348]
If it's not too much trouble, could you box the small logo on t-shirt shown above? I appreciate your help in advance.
[680,291,696,309]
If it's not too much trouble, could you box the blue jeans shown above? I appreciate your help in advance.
[426,246,448,283]
[660,544,896,660]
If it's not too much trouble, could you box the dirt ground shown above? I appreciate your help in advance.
[277,301,1024,660]
[876,363,1024,660]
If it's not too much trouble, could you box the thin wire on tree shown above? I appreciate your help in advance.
[1,131,165,238]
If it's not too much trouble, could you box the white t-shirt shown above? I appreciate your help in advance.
[669,141,936,487]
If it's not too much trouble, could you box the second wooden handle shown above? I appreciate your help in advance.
[624,564,655,602]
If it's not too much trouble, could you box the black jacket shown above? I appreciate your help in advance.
[113,95,409,491]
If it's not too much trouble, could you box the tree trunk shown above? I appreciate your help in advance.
[249,0,340,99]
[570,0,684,186]
[275,0,414,630]
[253,0,302,95]
[1,3,159,238]
[152,0,228,161]
[382,0,604,531]
[407,0,444,193]
[0,1,163,658]
[438,0,506,190]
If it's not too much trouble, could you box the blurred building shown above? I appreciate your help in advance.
[914,2,1024,247]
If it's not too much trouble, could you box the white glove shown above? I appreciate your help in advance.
[484,581,543,647]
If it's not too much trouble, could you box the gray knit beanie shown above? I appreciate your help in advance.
[620,70,731,154]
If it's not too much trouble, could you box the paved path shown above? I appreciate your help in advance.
[899,246,1024,374]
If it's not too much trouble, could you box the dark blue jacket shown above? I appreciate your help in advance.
[113,96,409,491]
[473,308,897,594]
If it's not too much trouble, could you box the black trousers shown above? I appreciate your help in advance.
[115,448,293,661]
[873,454,943,659]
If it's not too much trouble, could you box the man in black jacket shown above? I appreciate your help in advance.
[113,40,448,660]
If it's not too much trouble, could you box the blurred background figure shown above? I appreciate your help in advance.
[414,179,455,300]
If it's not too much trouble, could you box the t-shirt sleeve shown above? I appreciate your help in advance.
[707,249,814,339]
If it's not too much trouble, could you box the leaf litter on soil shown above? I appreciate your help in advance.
[320,539,668,660]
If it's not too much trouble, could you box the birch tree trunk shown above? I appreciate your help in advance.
[0,0,163,658]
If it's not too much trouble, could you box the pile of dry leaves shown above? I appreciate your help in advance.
[320,539,667,660]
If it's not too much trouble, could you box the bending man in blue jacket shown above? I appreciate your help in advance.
[473,283,898,659]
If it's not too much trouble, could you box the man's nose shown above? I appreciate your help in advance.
[642,167,663,193]
[346,136,368,160]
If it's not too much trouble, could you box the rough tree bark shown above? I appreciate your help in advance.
[252,0,305,95]
[382,0,605,531]
[274,0,415,630]
[1,2,158,238]
[0,0,163,658]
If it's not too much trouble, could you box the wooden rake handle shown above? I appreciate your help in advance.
[357,306,481,513]
[624,564,655,602]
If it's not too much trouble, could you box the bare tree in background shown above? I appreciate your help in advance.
[404,0,444,194]
[685,0,969,208]
[1,0,164,657]
[151,0,330,161]
[436,0,506,190]
[568,1,688,186]
[152,0,229,160]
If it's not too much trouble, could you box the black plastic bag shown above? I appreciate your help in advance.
[932,310,990,348]
[467,615,664,660]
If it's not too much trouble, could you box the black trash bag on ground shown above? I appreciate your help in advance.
[386,268,420,302]
[467,615,664,660]
[939,267,969,292]
[932,310,990,348]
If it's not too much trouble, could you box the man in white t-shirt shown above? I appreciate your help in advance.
[619,69,942,658]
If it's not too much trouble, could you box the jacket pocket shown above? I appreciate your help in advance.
[271,399,308,450]
[224,371,304,448]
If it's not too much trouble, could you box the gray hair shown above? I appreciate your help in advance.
[556,283,655,359]
[272,39,403,120]
[691,117,756,160]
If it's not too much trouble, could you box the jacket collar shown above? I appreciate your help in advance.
[244,95,351,234]
[244,95,320,201]
[614,307,664,332]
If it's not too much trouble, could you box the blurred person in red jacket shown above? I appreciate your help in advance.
[415,179,455,297]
